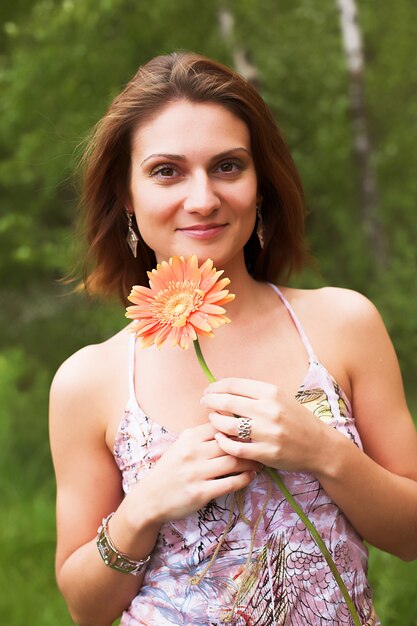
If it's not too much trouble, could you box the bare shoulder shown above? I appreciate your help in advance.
[280,285,383,333]
[50,329,132,572]
[50,327,130,433]
[51,327,128,395]
[280,284,377,312]
[280,285,416,477]
[278,285,393,400]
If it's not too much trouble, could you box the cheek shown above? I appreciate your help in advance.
[244,209,257,241]
[135,209,162,242]
[133,202,175,256]
[132,191,169,228]
[236,192,257,228]
[239,200,258,245]
[237,175,258,212]
[132,183,178,219]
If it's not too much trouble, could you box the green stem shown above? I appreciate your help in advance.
[193,337,216,383]
[193,337,361,626]
[265,467,362,626]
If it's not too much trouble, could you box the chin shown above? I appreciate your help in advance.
[155,237,249,270]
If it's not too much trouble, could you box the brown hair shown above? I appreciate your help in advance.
[79,51,309,303]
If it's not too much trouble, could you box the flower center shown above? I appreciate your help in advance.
[168,294,193,317]
[152,281,204,326]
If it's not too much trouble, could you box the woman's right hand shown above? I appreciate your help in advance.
[125,422,262,525]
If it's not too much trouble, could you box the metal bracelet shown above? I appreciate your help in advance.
[96,512,151,576]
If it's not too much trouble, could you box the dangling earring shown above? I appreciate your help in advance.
[256,203,265,249]
[125,209,139,258]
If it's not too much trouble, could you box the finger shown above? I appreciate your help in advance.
[214,431,266,461]
[181,421,219,442]
[204,377,276,399]
[205,470,258,500]
[200,436,261,460]
[206,455,262,479]
[208,412,239,437]
[201,392,259,418]
[200,438,231,459]
[184,435,246,461]
[209,412,259,442]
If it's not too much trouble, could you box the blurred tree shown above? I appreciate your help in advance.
[217,5,260,87]
[1,2,416,623]
[360,0,417,383]
[223,0,417,382]
[225,0,370,287]
[0,0,230,361]
[336,0,387,271]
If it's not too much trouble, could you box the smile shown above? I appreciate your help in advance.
[176,224,227,239]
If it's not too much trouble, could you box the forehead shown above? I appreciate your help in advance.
[131,100,251,157]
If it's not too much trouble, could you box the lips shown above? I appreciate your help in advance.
[178,223,226,231]
[177,223,227,239]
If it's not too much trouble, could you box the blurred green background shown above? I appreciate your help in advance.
[1,0,416,624]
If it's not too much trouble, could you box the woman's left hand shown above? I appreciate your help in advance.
[201,377,332,474]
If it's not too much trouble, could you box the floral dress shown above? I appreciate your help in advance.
[114,284,380,626]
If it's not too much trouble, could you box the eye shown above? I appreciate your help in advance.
[216,160,243,174]
[150,164,179,179]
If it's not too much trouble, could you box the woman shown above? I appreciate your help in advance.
[49,52,417,626]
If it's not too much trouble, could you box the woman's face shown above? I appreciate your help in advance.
[128,100,258,269]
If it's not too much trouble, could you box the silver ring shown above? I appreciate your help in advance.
[237,417,252,440]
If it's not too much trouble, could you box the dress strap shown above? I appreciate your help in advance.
[268,283,318,364]
[128,332,137,405]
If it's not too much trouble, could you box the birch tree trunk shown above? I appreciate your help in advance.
[336,0,387,270]
[217,6,260,87]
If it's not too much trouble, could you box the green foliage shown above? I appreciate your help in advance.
[230,0,417,380]
[368,546,417,625]
[360,0,417,385]
[0,486,73,625]
[0,348,51,491]
[1,0,416,623]
[232,0,372,287]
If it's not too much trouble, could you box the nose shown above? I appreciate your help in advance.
[182,171,220,215]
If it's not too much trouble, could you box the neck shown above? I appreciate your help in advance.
[218,255,262,310]
[212,252,269,322]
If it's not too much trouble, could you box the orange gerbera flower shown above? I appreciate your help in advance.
[125,255,235,349]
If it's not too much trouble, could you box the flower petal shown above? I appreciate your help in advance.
[204,289,235,304]
[125,255,233,349]
[199,303,226,315]
[153,325,172,348]
[188,312,213,332]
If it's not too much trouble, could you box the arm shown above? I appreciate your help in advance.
[50,345,161,626]
[50,343,261,626]
[203,289,417,560]
[317,290,417,560]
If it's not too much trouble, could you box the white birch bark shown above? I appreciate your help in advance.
[217,7,259,86]
[336,0,387,269]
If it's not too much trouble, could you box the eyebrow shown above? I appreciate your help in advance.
[140,147,251,167]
